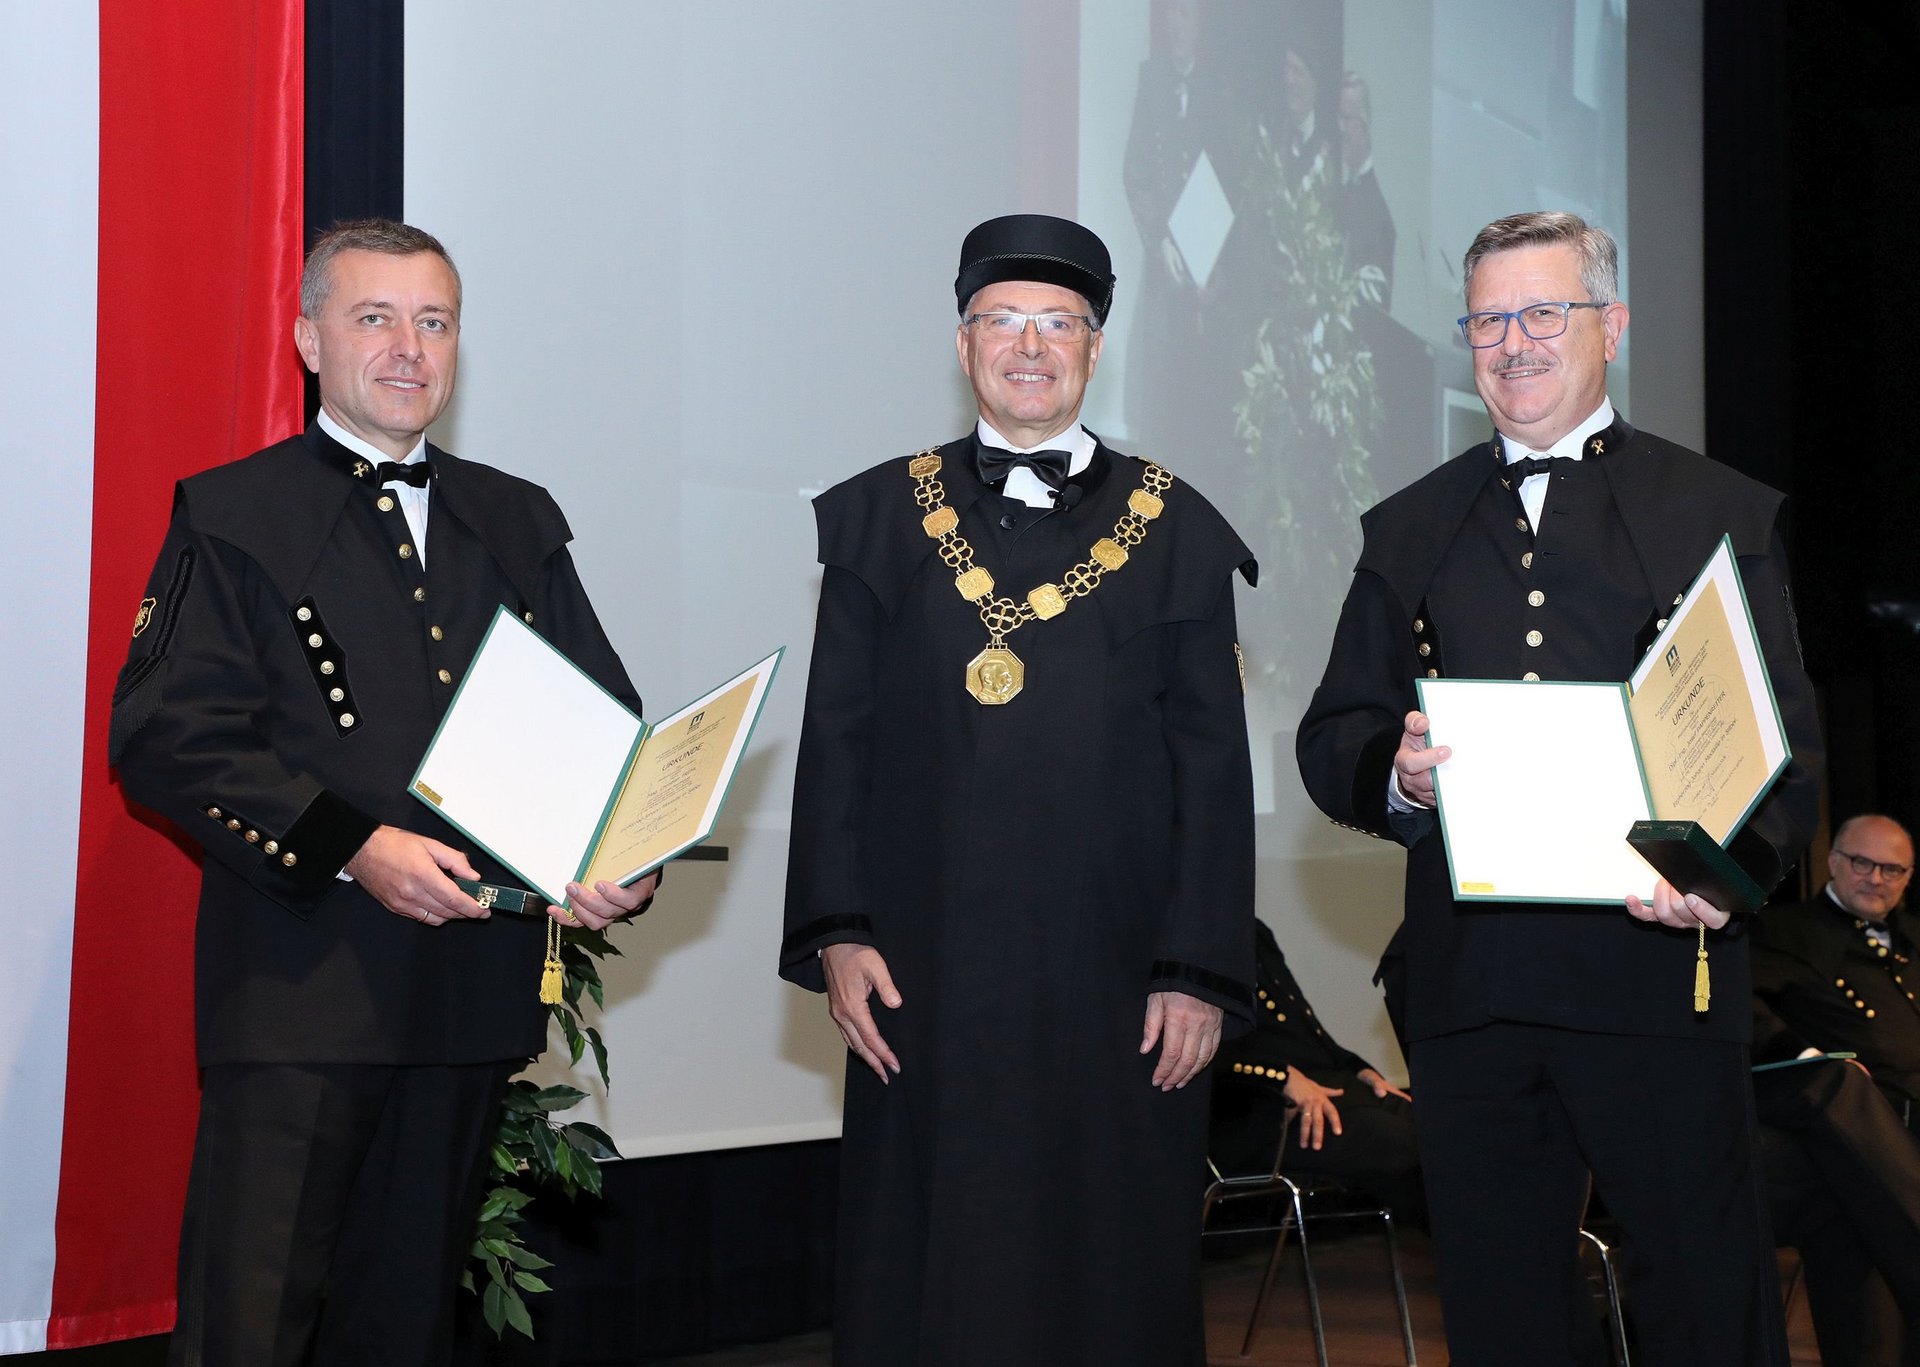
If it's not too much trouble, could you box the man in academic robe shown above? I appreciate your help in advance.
[781,214,1258,1367]
[1297,210,1822,1366]
[111,220,654,1366]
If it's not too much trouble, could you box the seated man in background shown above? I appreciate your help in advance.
[1211,919,1423,1225]
[1753,814,1920,1116]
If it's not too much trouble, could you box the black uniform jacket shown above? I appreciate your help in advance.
[1297,418,1822,1045]
[110,425,639,1067]
[1217,917,1377,1091]
[1753,894,1920,1100]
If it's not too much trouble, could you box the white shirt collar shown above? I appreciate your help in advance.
[317,408,428,468]
[1500,398,1615,464]
[976,419,1095,510]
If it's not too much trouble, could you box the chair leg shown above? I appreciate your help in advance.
[1239,1196,1295,1357]
[1380,1210,1418,1366]
[1580,1228,1631,1367]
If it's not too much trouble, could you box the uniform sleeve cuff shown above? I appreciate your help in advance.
[1148,959,1255,1026]
[251,789,379,915]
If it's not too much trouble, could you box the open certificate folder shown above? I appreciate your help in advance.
[410,607,781,909]
[1416,536,1792,905]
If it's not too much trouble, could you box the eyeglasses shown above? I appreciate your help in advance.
[1834,848,1914,881]
[1456,301,1607,348]
[965,311,1098,342]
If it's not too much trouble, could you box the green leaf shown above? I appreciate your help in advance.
[503,1287,534,1337]
[529,1118,560,1173]
[530,1085,588,1112]
[562,1122,618,1160]
[586,1027,610,1089]
[503,1242,555,1270]
[482,1238,514,1259]
[487,1255,511,1289]
[483,1281,506,1335]
[490,1142,517,1175]
[570,1150,604,1198]
[514,1271,553,1294]
[586,974,604,1011]
[554,1137,575,1183]
[460,1269,475,1293]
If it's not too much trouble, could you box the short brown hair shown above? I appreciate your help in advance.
[301,219,461,318]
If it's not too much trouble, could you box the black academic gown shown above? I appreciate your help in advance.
[782,435,1257,1367]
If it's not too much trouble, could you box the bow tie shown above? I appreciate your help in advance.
[377,460,433,488]
[1499,455,1561,488]
[975,445,1072,492]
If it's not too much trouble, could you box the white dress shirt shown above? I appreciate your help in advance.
[318,408,431,567]
[975,419,1096,510]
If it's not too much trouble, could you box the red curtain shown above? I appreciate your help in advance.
[51,0,305,1345]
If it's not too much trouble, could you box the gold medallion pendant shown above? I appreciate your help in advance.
[965,644,1024,705]
[906,447,1174,705]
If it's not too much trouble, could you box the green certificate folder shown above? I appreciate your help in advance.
[409,606,781,909]
[1417,537,1790,907]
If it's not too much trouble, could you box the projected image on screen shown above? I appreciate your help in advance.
[1078,0,1629,806]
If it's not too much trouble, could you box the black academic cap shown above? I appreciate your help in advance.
[954,214,1115,326]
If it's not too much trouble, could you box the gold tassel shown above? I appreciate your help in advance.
[1693,924,1711,1014]
[540,916,565,1005]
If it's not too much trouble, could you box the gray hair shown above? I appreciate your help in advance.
[301,219,461,319]
[1462,211,1618,305]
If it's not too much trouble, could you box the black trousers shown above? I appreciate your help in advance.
[168,1059,516,1367]
[1411,1022,1785,1367]
[1756,1058,1920,1367]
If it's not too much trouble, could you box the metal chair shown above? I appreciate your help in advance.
[1578,1223,1631,1367]
[1201,1112,1418,1364]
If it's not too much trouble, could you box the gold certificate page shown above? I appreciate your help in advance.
[580,659,774,888]
[1626,541,1787,844]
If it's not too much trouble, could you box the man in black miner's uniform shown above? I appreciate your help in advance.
[781,214,1258,1367]
[111,220,655,1366]
[1297,210,1822,1366]
[1211,919,1423,1224]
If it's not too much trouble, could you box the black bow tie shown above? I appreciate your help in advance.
[1499,455,1562,488]
[975,445,1072,492]
[377,460,433,488]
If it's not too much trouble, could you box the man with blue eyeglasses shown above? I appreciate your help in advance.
[1299,210,1823,1365]
[782,213,1258,1366]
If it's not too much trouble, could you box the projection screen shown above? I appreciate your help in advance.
[406,0,1700,1157]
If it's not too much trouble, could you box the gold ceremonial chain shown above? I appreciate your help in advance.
[906,448,1174,704]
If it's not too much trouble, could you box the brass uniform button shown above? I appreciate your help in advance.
[1514,517,1529,532]
[398,544,413,560]
[430,626,443,641]
[320,660,335,675]
[340,713,356,728]
[1426,667,1438,678]
[329,688,344,702]
[263,840,279,854]
[1527,590,1546,607]
[1418,643,1431,657]
[523,611,534,623]
[1521,551,1534,569]
[377,495,395,512]
[1867,1009,1878,1019]
[206,806,223,819]
[413,587,426,602]
[1523,672,1540,682]
[1656,618,1669,631]
[281,852,298,867]
[1412,619,1425,633]
[1525,630,1543,648]
[226,818,241,831]
[296,607,312,622]
[307,633,323,648]
[437,669,453,684]
[1275,1013,1286,1022]
[244,830,259,843]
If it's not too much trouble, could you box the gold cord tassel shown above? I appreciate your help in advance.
[1693,924,1711,1014]
[540,917,565,1005]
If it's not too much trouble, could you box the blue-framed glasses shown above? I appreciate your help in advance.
[1457,301,1607,348]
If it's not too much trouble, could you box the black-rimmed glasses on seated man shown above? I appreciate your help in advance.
[1834,849,1915,882]
[1456,300,1607,348]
